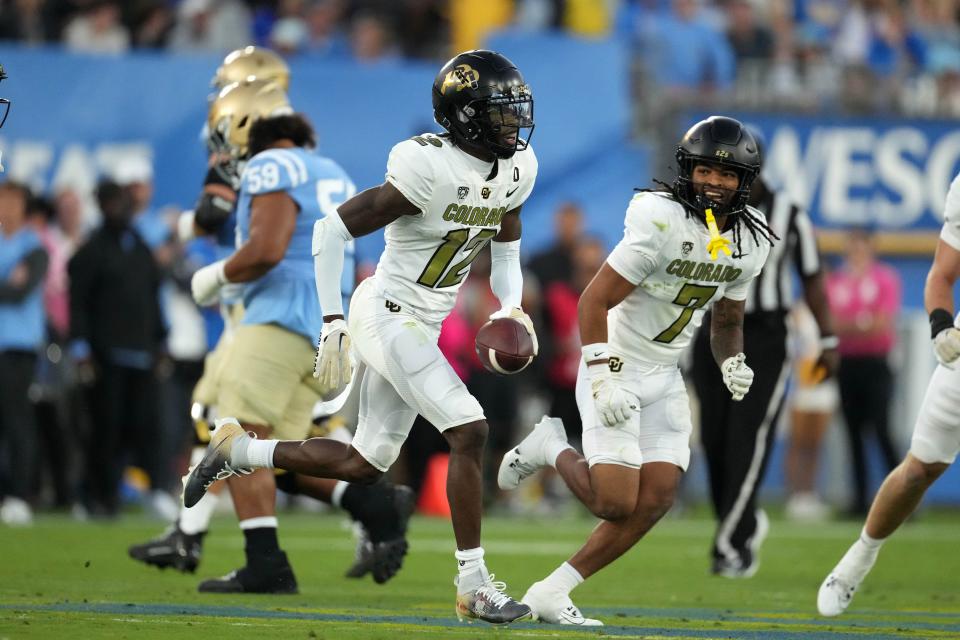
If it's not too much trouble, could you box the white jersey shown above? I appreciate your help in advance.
[942,172,960,253]
[606,192,771,365]
[373,133,538,324]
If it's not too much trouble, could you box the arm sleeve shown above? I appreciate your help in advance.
[312,211,354,318]
[384,139,435,215]
[606,194,669,285]
[490,239,523,309]
[0,248,48,302]
[942,172,960,251]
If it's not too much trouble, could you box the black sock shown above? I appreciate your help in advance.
[341,483,400,543]
[243,526,280,558]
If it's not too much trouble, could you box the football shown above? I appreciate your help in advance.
[475,317,536,375]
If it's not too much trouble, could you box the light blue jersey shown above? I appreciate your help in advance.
[0,228,45,351]
[235,147,356,341]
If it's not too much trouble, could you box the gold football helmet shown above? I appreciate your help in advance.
[212,46,290,91]
[207,79,293,179]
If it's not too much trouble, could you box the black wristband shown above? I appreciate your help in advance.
[929,308,955,339]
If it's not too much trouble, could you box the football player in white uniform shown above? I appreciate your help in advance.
[817,172,960,617]
[184,50,538,624]
[498,116,775,625]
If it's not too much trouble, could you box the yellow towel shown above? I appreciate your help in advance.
[704,208,732,260]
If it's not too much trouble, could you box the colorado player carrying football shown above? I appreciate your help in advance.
[184,49,538,624]
[817,172,960,617]
[498,116,775,625]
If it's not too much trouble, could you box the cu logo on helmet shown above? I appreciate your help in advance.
[441,64,479,93]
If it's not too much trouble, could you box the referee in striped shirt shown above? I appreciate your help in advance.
[690,170,839,578]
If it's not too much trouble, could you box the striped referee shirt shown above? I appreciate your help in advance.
[744,187,821,315]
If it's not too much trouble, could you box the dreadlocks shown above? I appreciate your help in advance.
[648,178,779,258]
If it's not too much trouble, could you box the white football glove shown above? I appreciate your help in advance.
[190,260,226,306]
[177,210,197,243]
[721,352,754,401]
[314,319,353,394]
[933,327,960,368]
[587,362,638,427]
[489,306,538,355]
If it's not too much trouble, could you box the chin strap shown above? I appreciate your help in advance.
[704,208,732,260]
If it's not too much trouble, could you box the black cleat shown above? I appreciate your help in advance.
[351,484,416,583]
[128,525,204,573]
[182,419,251,508]
[197,551,298,594]
[371,537,410,584]
[344,525,374,579]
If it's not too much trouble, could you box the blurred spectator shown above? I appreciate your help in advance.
[25,195,69,341]
[784,302,838,522]
[514,0,562,30]
[26,194,81,510]
[726,0,775,63]
[826,228,902,516]
[130,0,174,49]
[301,0,349,56]
[394,0,448,59]
[540,235,605,444]
[63,0,130,54]
[113,156,174,263]
[349,11,398,63]
[0,181,48,526]
[832,0,873,65]
[913,0,960,76]
[168,0,252,52]
[627,0,735,95]
[68,180,167,518]
[268,0,308,56]
[528,201,584,288]
[0,0,54,44]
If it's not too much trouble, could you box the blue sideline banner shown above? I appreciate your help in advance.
[0,39,636,259]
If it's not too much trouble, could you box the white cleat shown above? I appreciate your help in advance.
[817,572,859,617]
[0,497,33,526]
[522,580,603,626]
[497,416,567,491]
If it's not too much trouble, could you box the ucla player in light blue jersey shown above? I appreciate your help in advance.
[177,79,411,593]
[131,51,412,586]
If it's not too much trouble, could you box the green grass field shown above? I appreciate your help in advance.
[1,510,958,639]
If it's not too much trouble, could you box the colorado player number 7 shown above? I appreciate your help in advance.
[653,283,718,343]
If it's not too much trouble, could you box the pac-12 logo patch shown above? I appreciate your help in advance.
[457,186,470,200]
[681,241,694,256]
